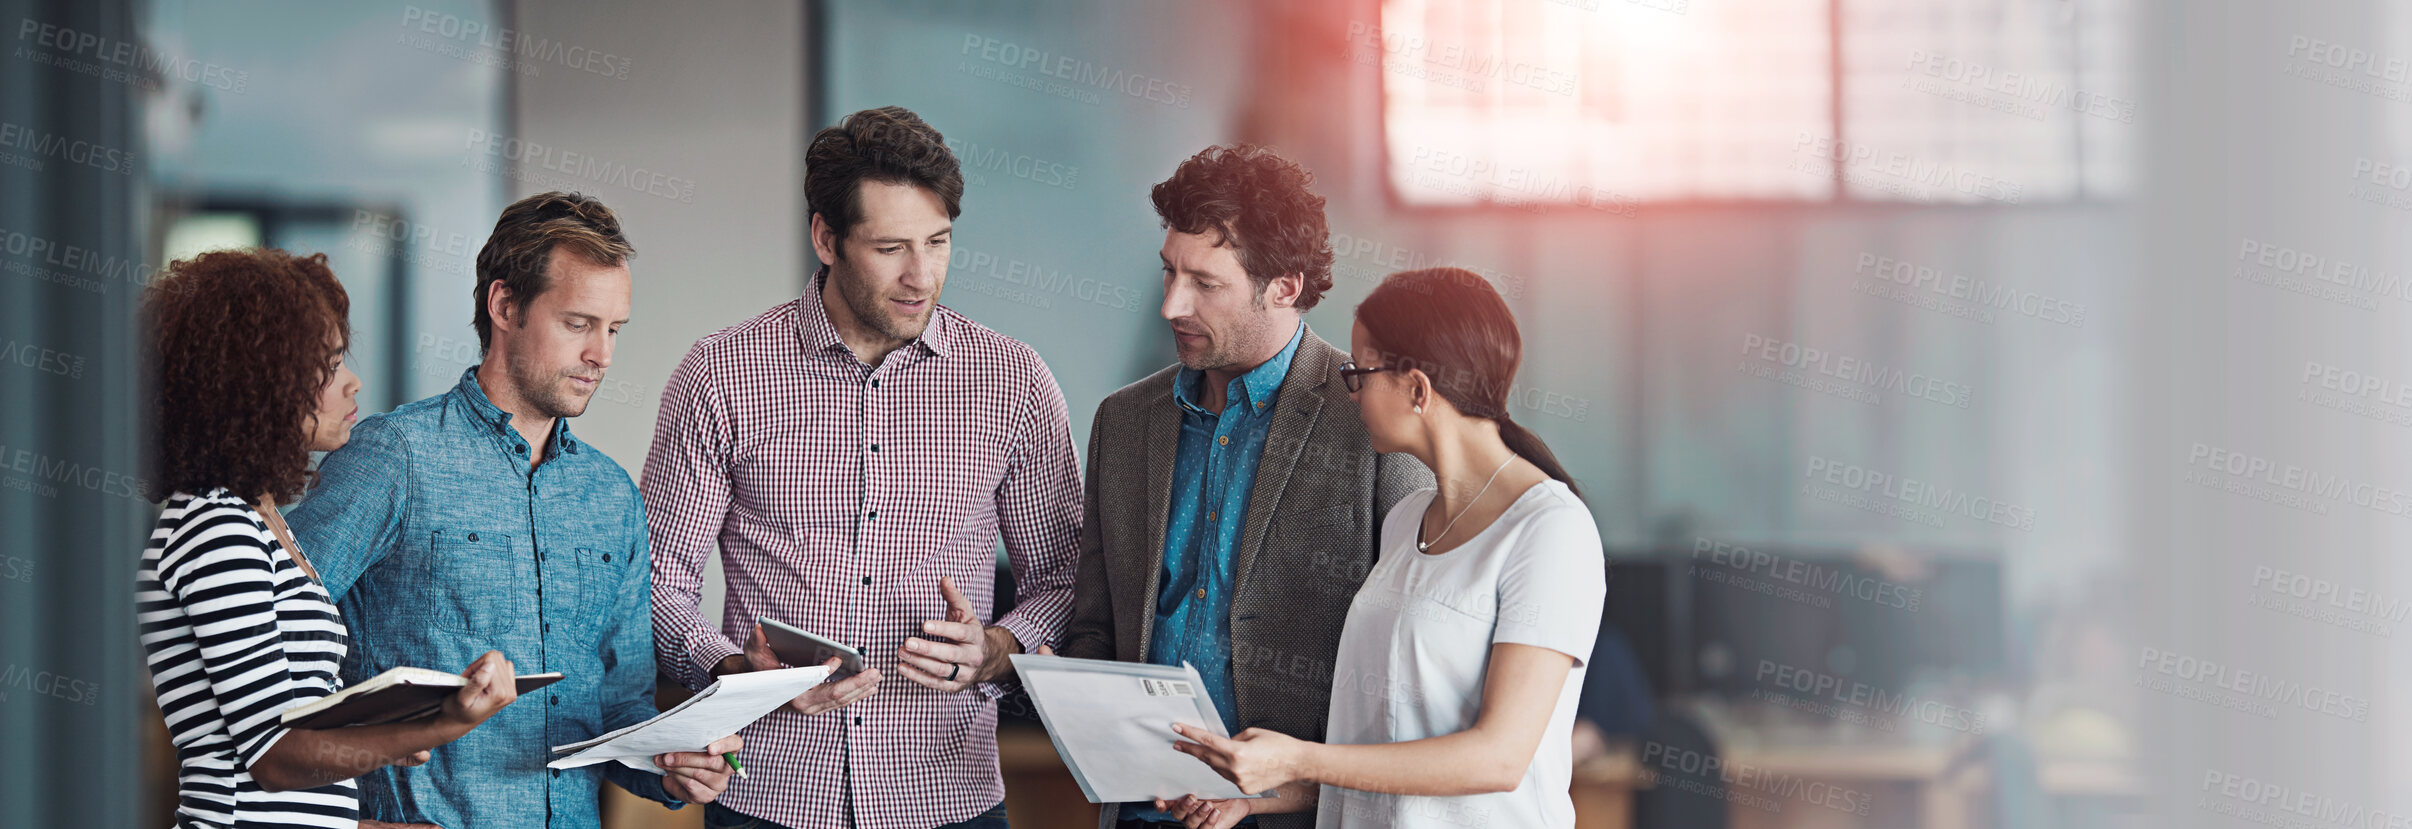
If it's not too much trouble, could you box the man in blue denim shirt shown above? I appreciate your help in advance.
[291,193,752,828]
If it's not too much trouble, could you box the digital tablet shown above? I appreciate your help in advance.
[757,616,868,676]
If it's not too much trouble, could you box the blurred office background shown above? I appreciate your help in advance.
[7,0,2408,827]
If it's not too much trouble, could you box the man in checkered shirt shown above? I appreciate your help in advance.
[644,106,1081,829]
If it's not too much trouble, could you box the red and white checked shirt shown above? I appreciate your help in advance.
[644,275,1081,829]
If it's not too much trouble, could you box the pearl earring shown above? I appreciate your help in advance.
[1414,404,1424,414]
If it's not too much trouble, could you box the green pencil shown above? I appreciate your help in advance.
[722,751,747,779]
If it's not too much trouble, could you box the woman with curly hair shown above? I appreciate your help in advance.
[138,248,518,829]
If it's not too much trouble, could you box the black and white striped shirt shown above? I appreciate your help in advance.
[138,488,358,828]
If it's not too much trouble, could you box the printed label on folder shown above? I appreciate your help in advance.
[1141,678,1196,698]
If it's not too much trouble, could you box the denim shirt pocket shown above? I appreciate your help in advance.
[429,529,524,636]
[565,544,632,636]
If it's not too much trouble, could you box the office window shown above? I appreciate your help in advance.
[141,0,507,413]
[1376,0,2133,205]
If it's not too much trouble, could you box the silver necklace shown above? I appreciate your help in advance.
[1420,455,1517,553]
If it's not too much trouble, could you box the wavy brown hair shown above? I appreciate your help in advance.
[805,106,964,253]
[144,248,350,503]
[1151,144,1336,310]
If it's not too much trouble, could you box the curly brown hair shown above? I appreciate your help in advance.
[805,106,964,252]
[144,248,350,503]
[1151,144,1336,310]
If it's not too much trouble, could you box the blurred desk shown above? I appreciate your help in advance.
[1573,739,1984,829]
[1000,723,1104,828]
[1572,748,1647,828]
[1731,742,1981,829]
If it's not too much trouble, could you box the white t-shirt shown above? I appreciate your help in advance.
[1317,479,1606,829]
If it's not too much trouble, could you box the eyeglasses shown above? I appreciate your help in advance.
[1338,360,1397,393]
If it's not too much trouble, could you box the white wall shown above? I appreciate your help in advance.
[509,0,808,466]
[511,0,811,622]
[2129,0,2412,812]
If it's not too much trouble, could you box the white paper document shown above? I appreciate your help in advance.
[547,665,831,773]
[1009,653,1267,804]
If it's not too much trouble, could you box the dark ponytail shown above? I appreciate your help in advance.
[1356,268,1581,498]
[1496,415,1579,497]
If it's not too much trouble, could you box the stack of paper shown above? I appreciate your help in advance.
[1009,653,1265,804]
[549,665,831,773]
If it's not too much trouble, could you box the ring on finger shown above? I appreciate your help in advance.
[947,662,961,681]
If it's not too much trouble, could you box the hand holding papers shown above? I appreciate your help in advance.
[1008,653,1269,804]
[549,665,831,773]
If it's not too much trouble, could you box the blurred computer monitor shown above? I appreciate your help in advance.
[1599,549,2004,703]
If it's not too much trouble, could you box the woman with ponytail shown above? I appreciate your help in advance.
[1162,267,1606,828]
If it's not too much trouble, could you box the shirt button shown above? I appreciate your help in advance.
[1218,435,1229,446]
[867,511,877,521]
[602,553,612,563]
[861,575,873,586]
[870,378,881,388]
[466,532,479,542]
[1196,588,1207,599]
[1207,511,1216,521]
[870,443,880,453]
[550,694,560,706]
[543,622,550,634]
[551,769,561,779]
[853,716,863,725]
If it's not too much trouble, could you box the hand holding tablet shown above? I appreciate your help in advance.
[727,617,881,717]
[755,616,869,676]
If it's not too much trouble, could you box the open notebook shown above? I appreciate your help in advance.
[281,666,565,730]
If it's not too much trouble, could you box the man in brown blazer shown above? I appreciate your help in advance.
[1046,145,1430,829]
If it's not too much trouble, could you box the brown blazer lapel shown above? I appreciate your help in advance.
[1231,328,1335,597]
